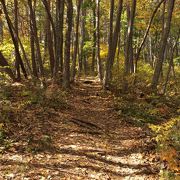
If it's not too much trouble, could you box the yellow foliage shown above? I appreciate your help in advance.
[0,123,4,130]
[149,117,180,173]
[161,147,179,172]
[100,44,108,60]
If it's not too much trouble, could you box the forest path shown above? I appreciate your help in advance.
[0,77,159,179]
[51,77,159,179]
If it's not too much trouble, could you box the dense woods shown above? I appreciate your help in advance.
[0,0,179,179]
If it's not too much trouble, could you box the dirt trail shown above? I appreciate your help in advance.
[0,77,159,179]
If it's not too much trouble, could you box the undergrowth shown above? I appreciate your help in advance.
[0,81,68,153]
[112,60,180,179]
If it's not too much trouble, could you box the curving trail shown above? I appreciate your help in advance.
[0,77,159,179]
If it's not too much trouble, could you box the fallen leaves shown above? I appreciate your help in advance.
[0,78,160,179]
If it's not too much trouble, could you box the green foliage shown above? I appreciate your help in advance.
[115,97,164,126]
[100,44,108,60]
[0,86,13,100]
[20,85,68,110]
[0,123,6,143]
[82,0,94,9]
[150,117,180,177]
[0,100,13,123]
[44,87,68,109]
[0,39,14,64]
[83,41,93,56]
[27,134,52,153]
[174,57,180,66]
[114,84,179,126]
[159,170,177,180]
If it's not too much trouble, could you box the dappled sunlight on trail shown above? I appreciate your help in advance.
[0,77,159,179]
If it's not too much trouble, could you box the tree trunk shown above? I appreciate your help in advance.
[134,0,165,72]
[104,0,123,88]
[91,4,96,73]
[163,32,179,94]
[1,0,27,80]
[63,0,73,88]
[0,9,3,42]
[59,1,65,73]
[42,0,58,76]
[103,0,114,88]
[124,0,136,75]
[54,0,64,78]
[46,0,55,75]
[28,0,44,77]
[96,0,103,80]
[151,0,175,90]
[79,3,85,74]
[29,7,38,78]
[71,0,82,81]
[14,0,21,80]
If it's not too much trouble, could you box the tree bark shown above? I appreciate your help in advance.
[151,0,175,90]
[124,0,136,75]
[163,32,179,94]
[63,0,73,88]
[96,0,103,80]
[103,0,114,88]
[29,7,38,78]
[104,0,123,88]
[0,9,3,42]
[1,0,27,80]
[80,5,87,75]
[14,0,21,80]
[46,0,55,75]
[135,0,165,68]
[91,3,96,73]
[28,0,44,77]
[71,0,82,81]
[54,0,64,78]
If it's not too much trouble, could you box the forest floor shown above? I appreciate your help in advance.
[0,77,160,179]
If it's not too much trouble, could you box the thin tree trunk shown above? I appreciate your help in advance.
[124,0,136,75]
[91,4,96,73]
[71,0,82,81]
[151,0,175,90]
[116,32,121,70]
[103,0,114,88]
[63,0,73,88]
[46,0,55,75]
[29,8,38,78]
[163,32,179,94]
[0,10,3,42]
[54,0,64,79]
[28,0,44,77]
[96,0,103,80]
[14,0,21,80]
[79,3,85,74]
[1,0,27,80]
[59,1,65,73]
[134,0,165,69]
[42,0,57,54]
[104,0,123,88]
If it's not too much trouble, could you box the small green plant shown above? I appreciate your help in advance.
[115,98,164,126]
[0,100,13,122]
[20,86,68,109]
[0,86,13,100]
[149,117,180,178]
[27,134,52,153]
[44,90,68,109]
[0,123,6,144]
